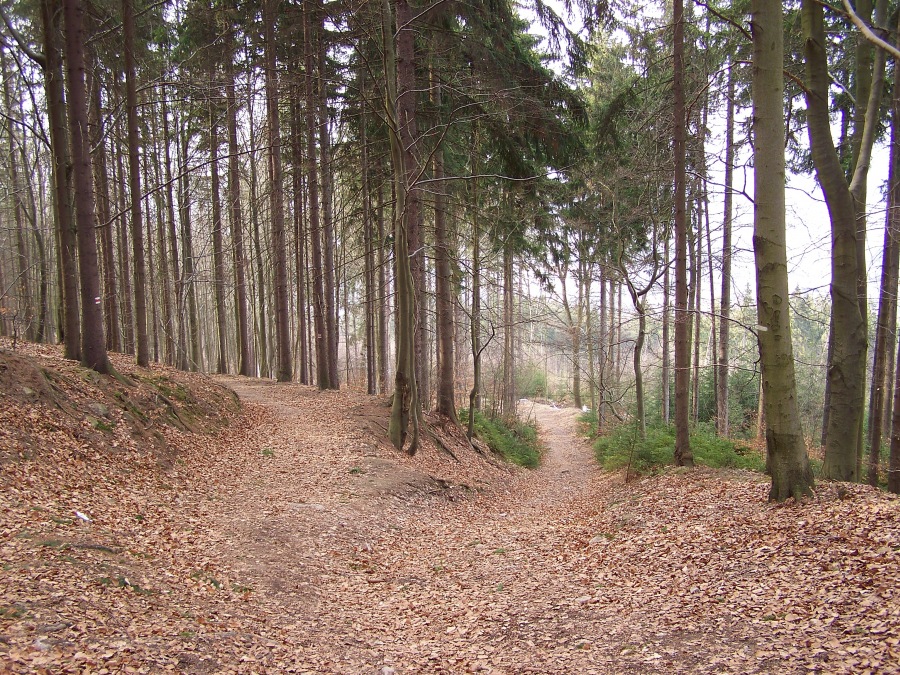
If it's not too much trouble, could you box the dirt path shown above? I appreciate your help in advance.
[5,354,898,674]
[202,381,623,673]
[193,380,900,675]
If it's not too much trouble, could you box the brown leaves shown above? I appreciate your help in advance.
[2,348,900,673]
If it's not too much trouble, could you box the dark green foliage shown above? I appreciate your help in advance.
[459,409,541,468]
[593,422,765,474]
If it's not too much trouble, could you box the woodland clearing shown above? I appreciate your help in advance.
[1,342,899,674]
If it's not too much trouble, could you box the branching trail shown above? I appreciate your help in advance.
[202,379,900,674]
[206,382,626,672]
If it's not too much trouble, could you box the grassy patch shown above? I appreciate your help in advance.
[593,422,765,474]
[459,409,541,468]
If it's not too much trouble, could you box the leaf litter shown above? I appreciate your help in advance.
[1,342,898,673]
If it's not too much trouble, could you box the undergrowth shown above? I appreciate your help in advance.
[583,414,765,474]
[459,409,541,468]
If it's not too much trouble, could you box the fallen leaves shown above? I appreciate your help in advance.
[2,342,900,673]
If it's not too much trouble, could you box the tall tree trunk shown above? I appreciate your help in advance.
[41,0,80,360]
[802,0,876,481]
[395,0,426,410]
[503,240,516,420]
[384,0,420,452]
[264,0,292,382]
[717,61,735,436]
[377,166,388,394]
[122,0,148,367]
[291,87,308,385]
[209,101,228,374]
[599,266,608,429]
[432,61,456,422]
[226,55,252,376]
[673,0,693,466]
[62,0,109,373]
[662,238,670,424]
[468,159,481,440]
[178,123,201,371]
[305,0,328,388]
[149,93,174,365]
[161,89,186,369]
[869,25,900,485]
[113,121,135,355]
[317,15,338,389]
[360,73,376,395]
[690,204,701,423]
[2,48,35,341]
[753,0,814,500]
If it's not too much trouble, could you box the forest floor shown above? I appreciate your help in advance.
[2,343,900,674]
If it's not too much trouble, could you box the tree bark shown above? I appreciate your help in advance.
[317,13,338,389]
[264,0,292,382]
[209,99,228,374]
[62,0,109,373]
[717,61,735,436]
[802,0,870,481]
[122,0,148,367]
[41,0,80,360]
[432,60,456,422]
[305,0,329,388]
[673,0,693,466]
[869,24,900,485]
[226,54,253,376]
[384,0,420,453]
[2,47,35,342]
[752,0,814,500]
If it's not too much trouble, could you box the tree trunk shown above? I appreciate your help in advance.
[503,240,516,420]
[376,170,388,394]
[41,0,80,360]
[226,54,253,376]
[432,63,456,422]
[753,0,814,501]
[291,86,308,385]
[62,0,109,373]
[718,61,735,436]
[305,0,329,389]
[178,124,201,371]
[122,0,148,366]
[384,0,419,453]
[599,267,608,429]
[661,239,669,425]
[802,0,870,481]
[468,162,481,440]
[360,72,377,395]
[263,0,292,382]
[2,47,35,342]
[394,0,426,411]
[209,100,228,374]
[673,0,693,466]
[317,15,338,389]
[869,25,900,485]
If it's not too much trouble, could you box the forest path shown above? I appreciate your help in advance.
[206,379,650,673]
[203,381,876,675]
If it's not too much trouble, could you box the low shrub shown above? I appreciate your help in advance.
[459,408,541,468]
[593,421,765,474]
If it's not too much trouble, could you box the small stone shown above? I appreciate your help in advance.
[89,402,111,418]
